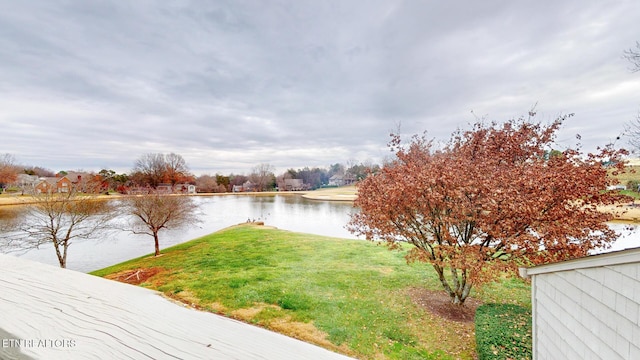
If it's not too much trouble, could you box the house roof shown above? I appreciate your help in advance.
[65,171,92,181]
[38,176,70,186]
[519,247,640,278]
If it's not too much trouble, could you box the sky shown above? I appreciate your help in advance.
[1,1,639,176]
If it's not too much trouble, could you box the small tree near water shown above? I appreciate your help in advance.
[5,187,116,268]
[348,114,630,305]
[124,192,201,256]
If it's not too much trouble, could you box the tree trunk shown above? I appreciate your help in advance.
[62,245,68,269]
[53,240,66,268]
[56,252,66,268]
[153,232,160,256]
[433,264,471,305]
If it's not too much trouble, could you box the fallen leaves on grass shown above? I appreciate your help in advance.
[408,288,482,323]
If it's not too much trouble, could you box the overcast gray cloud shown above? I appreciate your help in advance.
[1,0,639,175]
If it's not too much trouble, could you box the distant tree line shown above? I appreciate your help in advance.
[0,152,381,268]
[0,152,379,194]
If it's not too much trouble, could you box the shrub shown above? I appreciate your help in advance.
[475,303,532,360]
[627,180,640,192]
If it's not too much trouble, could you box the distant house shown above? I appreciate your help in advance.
[34,176,73,194]
[284,179,304,191]
[65,171,103,193]
[127,186,149,195]
[232,181,256,192]
[328,175,344,186]
[519,248,640,359]
[156,184,173,194]
[175,184,196,194]
[34,172,105,194]
[330,174,356,186]
[343,173,357,185]
[15,174,39,188]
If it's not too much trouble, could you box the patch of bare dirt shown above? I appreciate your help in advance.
[409,288,482,323]
[104,267,165,285]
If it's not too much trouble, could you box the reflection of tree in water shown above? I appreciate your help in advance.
[248,196,271,222]
[0,206,26,252]
[0,206,24,228]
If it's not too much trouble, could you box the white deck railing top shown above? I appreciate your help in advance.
[0,254,353,360]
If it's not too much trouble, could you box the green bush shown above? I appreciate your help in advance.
[475,303,532,360]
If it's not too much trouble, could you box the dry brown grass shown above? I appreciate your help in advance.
[231,303,281,320]
[268,317,354,357]
[612,165,640,184]
[302,186,357,201]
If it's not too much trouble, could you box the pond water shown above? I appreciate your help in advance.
[12,195,359,272]
[3,194,640,273]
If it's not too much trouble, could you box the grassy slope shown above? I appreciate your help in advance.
[612,165,640,183]
[612,165,640,199]
[92,224,530,360]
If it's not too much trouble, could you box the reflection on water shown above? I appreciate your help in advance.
[2,195,640,273]
[601,222,640,253]
[7,195,359,273]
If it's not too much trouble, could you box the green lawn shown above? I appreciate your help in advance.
[92,224,531,360]
[611,165,640,197]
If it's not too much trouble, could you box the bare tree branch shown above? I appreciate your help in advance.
[623,41,640,73]
[2,187,117,268]
[123,192,201,256]
[623,110,640,153]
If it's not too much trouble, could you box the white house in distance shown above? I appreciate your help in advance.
[519,248,640,359]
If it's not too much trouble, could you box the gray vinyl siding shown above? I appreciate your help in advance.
[523,249,640,360]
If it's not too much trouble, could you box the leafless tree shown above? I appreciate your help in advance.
[24,166,55,177]
[124,192,201,256]
[132,153,167,188]
[275,171,293,190]
[249,163,276,191]
[622,42,640,151]
[5,187,117,268]
[131,153,193,188]
[624,111,640,152]
[195,174,218,193]
[624,41,640,73]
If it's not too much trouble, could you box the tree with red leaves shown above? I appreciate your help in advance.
[348,114,630,305]
[0,153,18,190]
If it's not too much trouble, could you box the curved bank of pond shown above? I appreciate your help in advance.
[2,188,639,272]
